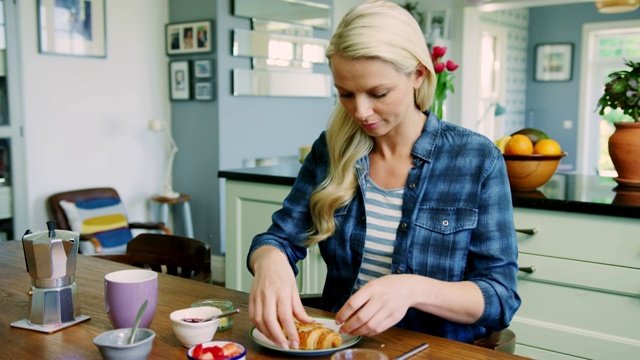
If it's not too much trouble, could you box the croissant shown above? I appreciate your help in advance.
[284,320,343,350]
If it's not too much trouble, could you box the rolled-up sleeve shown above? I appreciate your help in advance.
[246,134,329,276]
[467,151,521,330]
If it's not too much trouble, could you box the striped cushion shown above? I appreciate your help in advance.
[59,198,133,253]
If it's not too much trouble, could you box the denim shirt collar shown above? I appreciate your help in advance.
[411,111,441,163]
[355,111,442,169]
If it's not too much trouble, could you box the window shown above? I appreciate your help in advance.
[579,21,640,176]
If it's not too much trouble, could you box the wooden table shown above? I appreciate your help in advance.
[0,240,528,359]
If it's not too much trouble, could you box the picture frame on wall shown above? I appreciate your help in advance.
[37,0,107,58]
[166,20,213,55]
[169,61,190,100]
[194,59,212,78]
[425,9,450,41]
[534,43,573,82]
[194,82,213,101]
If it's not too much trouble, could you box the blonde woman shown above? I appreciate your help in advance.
[248,0,520,350]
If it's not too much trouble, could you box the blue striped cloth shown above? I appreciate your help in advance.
[356,176,404,289]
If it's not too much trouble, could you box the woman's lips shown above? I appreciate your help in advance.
[361,121,381,130]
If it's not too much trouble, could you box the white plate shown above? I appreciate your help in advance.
[249,316,362,357]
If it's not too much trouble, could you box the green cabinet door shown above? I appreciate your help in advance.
[224,180,326,294]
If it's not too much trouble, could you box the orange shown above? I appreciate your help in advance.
[504,134,533,155]
[534,139,562,155]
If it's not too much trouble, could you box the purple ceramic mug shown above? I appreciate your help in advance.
[104,269,158,329]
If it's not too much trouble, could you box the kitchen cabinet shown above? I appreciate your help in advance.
[219,166,640,359]
[511,208,640,359]
[223,179,326,295]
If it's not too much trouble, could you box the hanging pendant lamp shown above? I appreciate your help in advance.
[595,0,640,14]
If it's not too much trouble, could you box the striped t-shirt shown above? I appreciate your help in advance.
[355,176,404,289]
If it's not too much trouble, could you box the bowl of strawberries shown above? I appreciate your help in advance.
[187,341,246,360]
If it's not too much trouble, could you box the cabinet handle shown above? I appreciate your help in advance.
[516,228,538,235]
[518,266,536,274]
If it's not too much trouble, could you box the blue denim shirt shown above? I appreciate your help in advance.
[248,113,521,343]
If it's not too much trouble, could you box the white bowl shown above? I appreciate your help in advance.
[186,341,246,360]
[93,327,155,360]
[170,306,221,348]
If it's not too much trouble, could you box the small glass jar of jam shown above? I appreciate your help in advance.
[191,299,234,331]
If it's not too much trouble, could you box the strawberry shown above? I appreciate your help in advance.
[222,343,243,358]
[203,345,224,360]
[192,344,204,359]
[192,343,241,360]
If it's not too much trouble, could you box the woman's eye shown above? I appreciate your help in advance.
[339,93,353,99]
[373,92,388,98]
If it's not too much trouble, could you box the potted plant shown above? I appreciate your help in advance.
[400,1,426,31]
[595,59,640,185]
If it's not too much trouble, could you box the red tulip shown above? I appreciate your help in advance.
[434,62,446,73]
[446,60,459,72]
[432,46,447,58]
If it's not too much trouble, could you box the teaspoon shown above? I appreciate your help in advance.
[181,308,240,323]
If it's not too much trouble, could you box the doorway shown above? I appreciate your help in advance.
[0,0,27,239]
[475,23,507,141]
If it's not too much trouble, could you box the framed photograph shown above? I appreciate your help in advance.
[194,82,213,101]
[426,9,451,41]
[37,0,107,57]
[166,20,212,55]
[194,59,211,78]
[169,61,190,100]
[535,43,573,82]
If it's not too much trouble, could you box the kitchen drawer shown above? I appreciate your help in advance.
[512,280,640,359]
[514,208,640,268]
[515,344,581,360]
[518,253,639,297]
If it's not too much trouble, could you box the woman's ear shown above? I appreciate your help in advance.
[413,63,428,89]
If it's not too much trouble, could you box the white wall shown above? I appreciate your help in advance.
[16,0,169,229]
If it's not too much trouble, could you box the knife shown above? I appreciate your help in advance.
[393,343,429,360]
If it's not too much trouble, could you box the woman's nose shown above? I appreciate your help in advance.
[354,96,373,121]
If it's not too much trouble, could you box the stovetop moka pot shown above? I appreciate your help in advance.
[22,220,81,325]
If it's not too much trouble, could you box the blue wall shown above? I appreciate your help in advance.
[169,0,333,254]
[526,3,639,171]
[168,0,220,250]
[215,0,333,172]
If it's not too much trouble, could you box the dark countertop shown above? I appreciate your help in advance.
[219,164,640,219]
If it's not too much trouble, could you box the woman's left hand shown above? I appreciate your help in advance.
[334,275,414,337]
[335,274,484,336]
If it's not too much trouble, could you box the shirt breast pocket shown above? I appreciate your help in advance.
[415,207,478,234]
[411,207,478,279]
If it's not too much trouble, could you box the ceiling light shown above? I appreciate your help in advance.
[595,0,640,14]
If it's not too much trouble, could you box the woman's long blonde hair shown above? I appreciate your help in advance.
[306,0,437,245]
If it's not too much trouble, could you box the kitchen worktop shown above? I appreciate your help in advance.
[219,164,640,219]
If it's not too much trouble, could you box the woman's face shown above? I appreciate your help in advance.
[331,55,426,138]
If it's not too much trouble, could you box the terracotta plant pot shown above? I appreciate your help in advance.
[608,122,640,187]
[613,186,640,207]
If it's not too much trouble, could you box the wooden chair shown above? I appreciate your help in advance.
[99,233,213,283]
[474,328,517,354]
[47,187,171,254]
[300,295,516,354]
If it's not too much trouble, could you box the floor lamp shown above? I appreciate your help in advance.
[148,119,180,199]
[475,102,507,132]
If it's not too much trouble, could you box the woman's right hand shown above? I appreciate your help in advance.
[248,246,313,350]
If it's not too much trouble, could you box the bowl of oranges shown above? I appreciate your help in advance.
[495,129,566,191]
